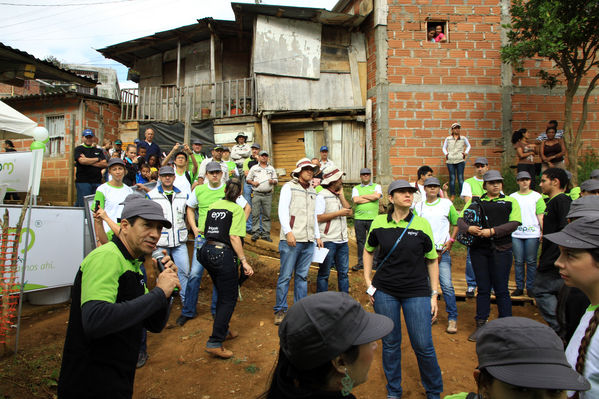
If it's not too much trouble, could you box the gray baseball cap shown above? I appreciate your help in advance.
[591,169,599,179]
[567,196,599,219]
[477,317,589,391]
[545,217,599,249]
[107,158,125,168]
[516,171,532,180]
[279,292,393,370]
[474,157,489,166]
[360,168,372,175]
[119,196,172,229]
[222,146,230,152]
[205,161,222,173]
[158,165,175,175]
[581,179,599,193]
[192,139,203,145]
[388,180,417,194]
[251,143,261,149]
[259,150,269,156]
[483,170,503,182]
[423,177,441,187]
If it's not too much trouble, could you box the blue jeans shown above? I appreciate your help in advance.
[158,244,190,303]
[465,249,476,289]
[373,290,443,399]
[181,237,217,318]
[316,242,349,293]
[274,241,314,313]
[438,251,458,321]
[446,162,465,197]
[470,246,513,321]
[243,180,253,231]
[511,237,539,291]
[75,182,101,207]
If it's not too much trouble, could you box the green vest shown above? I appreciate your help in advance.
[188,152,205,180]
[354,184,379,220]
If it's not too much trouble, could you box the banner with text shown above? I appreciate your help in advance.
[0,151,32,192]
[0,206,84,293]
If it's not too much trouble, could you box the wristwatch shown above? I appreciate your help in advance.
[431,290,439,297]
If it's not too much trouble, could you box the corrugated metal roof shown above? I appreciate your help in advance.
[231,2,365,27]
[2,90,119,105]
[0,43,97,87]
[97,18,245,69]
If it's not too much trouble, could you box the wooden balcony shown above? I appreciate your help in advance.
[120,77,255,122]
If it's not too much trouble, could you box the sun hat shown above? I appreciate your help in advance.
[320,165,345,185]
[566,196,599,219]
[360,168,372,175]
[474,157,488,166]
[158,166,175,176]
[516,171,532,180]
[545,217,599,249]
[206,161,223,173]
[423,177,441,187]
[107,158,125,168]
[291,157,320,178]
[82,129,94,137]
[388,180,417,195]
[581,179,599,193]
[451,122,461,129]
[477,317,589,391]
[235,133,248,142]
[483,170,503,182]
[279,292,393,371]
[119,196,172,229]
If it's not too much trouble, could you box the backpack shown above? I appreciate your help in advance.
[456,197,488,247]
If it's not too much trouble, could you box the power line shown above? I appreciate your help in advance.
[0,0,136,6]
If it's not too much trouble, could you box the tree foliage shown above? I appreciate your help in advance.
[501,0,599,175]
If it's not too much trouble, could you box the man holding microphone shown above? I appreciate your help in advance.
[58,196,180,399]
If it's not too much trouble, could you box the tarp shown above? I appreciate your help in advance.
[0,100,36,139]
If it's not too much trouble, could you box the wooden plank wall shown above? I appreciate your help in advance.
[272,130,306,181]
[328,121,365,182]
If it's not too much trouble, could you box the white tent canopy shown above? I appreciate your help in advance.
[0,100,37,139]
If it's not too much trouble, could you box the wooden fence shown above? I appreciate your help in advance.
[120,77,255,122]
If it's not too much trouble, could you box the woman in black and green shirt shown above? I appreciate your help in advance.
[458,170,521,342]
[199,178,253,359]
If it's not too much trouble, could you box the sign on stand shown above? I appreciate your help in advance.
[0,205,84,293]
[0,152,33,193]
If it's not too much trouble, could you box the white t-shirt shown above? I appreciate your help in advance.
[174,170,192,196]
[566,306,599,399]
[510,191,545,238]
[315,193,347,244]
[414,198,458,250]
[95,182,134,232]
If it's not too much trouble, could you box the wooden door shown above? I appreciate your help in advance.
[272,130,306,181]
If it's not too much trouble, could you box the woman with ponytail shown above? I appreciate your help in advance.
[545,217,599,398]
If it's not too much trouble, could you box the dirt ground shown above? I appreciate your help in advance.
[0,227,543,399]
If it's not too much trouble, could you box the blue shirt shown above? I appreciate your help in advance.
[137,141,161,161]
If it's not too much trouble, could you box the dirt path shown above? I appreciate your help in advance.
[0,234,543,398]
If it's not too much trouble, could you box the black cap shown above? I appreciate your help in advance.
[545,217,599,249]
[477,317,589,391]
[279,292,393,370]
[120,196,172,229]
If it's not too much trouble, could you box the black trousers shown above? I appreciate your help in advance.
[199,244,239,346]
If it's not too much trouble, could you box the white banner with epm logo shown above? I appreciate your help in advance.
[0,151,33,192]
[0,205,85,292]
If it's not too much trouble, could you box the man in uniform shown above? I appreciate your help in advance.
[274,158,323,325]
[351,168,382,272]
[230,132,251,173]
[58,196,180,398]
[247,150,278,242]
[74,128,107,207]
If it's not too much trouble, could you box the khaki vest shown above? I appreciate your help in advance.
[318,189,348,242]
[280,179,317,242]
[446,136,467,164]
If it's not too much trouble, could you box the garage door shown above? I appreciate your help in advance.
[272,130,306,181]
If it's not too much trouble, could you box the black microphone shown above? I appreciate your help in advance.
[151,249,179,296]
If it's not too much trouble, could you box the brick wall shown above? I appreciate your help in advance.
[356,0,599,183]
[4,95,120,204]
[0,81,41,98]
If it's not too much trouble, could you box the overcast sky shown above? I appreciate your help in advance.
[1,0,339,88]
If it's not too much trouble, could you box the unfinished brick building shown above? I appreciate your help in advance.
[333,0,599,183]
